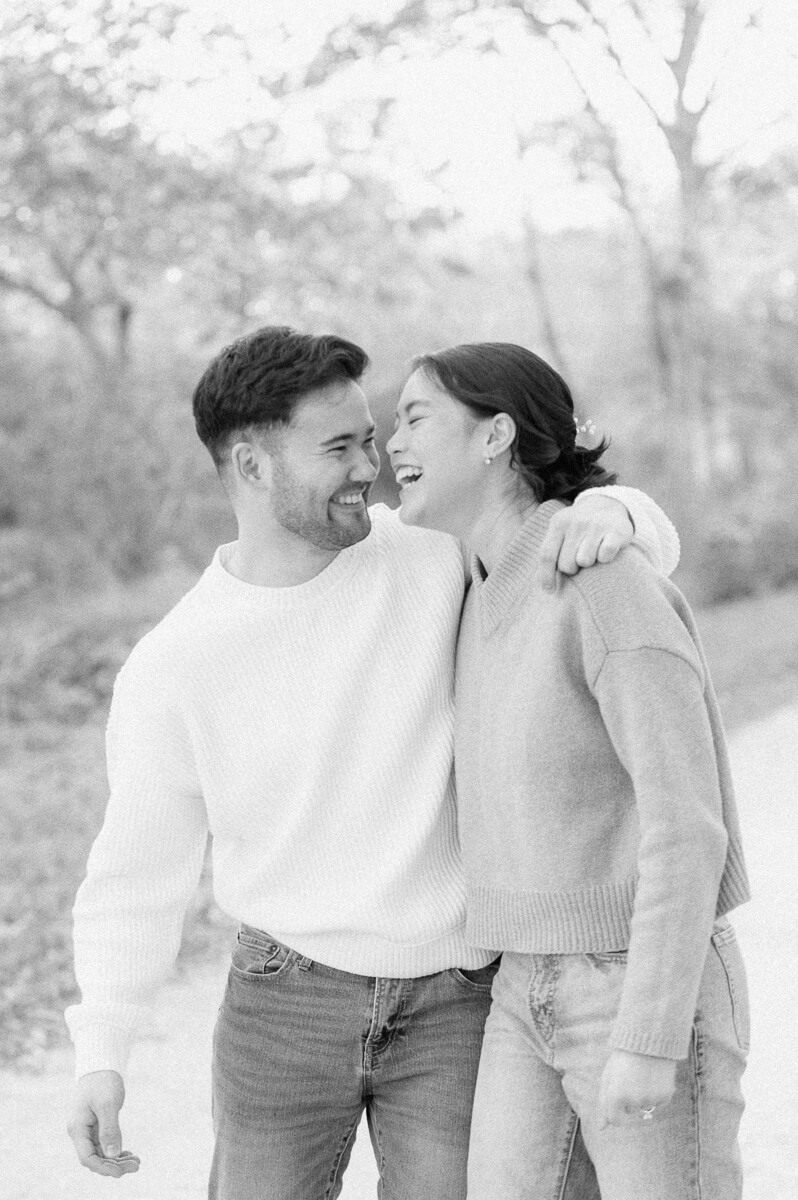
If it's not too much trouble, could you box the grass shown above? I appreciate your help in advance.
[1,578,797,1069]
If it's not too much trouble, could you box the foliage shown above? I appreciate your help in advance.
[0,11,795,581]
[0,1,206,367]
[309,0,798,575]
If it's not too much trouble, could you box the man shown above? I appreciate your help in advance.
[66,327,678,1198]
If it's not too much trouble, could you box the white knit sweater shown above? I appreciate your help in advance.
[66,489,678,1078]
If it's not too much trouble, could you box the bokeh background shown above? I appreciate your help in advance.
[1,2,797,1183]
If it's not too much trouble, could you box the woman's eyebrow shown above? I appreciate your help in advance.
[398,399,431,418]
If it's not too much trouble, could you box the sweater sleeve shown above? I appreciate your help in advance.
[591,645,728,1059]
[64,652,208,1079]
[575,485,680,577]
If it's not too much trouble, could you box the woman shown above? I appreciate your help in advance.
[385,343,750,1200]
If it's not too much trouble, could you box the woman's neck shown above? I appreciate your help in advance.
[465,487,539,576]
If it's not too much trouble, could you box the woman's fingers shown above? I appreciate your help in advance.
[598,1050,677,1128]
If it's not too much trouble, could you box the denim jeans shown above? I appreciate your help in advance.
[209,925,501,1199]
[467,918,749,1200]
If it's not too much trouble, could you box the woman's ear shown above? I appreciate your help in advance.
[485,413,516,460]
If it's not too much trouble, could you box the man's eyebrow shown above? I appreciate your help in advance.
[319,424,376,447]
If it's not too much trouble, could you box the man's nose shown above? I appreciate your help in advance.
[349,448,379,482]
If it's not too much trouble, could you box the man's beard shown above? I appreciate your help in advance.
[270,459,372,550]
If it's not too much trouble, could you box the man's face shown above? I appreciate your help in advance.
[267,380,380,550]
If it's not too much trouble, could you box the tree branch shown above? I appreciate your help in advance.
[667,0,705,96]
[567,0,666,130]
[700,1,763,113]
[0,265,69,319]
[0,264,109,366]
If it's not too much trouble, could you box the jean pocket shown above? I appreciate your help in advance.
[711,920,750,1052]
[231,929,293,981]
[451,957,501,990]
[586,949,628,965]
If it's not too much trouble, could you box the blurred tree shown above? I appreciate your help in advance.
[0,1,196,378]
[308,0,797,564]
[0,0,458,579]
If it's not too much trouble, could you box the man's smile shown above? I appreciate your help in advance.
[330,487,369,508]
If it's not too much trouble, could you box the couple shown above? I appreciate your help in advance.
[66,327,749,1199]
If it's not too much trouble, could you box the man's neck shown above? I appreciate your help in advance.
[226,526,341,588]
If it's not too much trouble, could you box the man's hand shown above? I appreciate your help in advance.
[598,1049,677,1129]
[67,1069,140,1178]
[538,496,633,592]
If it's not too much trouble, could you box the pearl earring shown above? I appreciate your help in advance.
[484,455,492,465]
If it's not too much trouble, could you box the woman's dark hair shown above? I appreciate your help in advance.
[414,342,617,502]
[193,325,369,469]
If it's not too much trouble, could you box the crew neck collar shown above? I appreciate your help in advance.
[205,533,370,608]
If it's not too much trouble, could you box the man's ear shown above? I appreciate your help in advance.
[230,439,271,490]
[485,413,516,460]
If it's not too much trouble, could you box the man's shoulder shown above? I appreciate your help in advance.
[116,572,214,684]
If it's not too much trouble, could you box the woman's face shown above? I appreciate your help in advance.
[386,368,490,538]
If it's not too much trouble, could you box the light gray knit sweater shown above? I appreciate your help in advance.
[455,500,750,1059]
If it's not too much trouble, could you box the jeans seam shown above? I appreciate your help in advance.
[710,939,749,1053]
[526,955,560,1060]
[363,978,382,1084]
[380,982,410,1061]
[325,1110,363,1200]
[554,1110,580,1200]
[690,1023,703,1200]
[367,1103,386,1195]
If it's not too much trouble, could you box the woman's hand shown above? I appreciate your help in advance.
[598,1049,677,1128]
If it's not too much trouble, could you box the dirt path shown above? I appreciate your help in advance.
[3,705,796,1200]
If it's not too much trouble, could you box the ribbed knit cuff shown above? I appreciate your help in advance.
[609,1023,689,1061]
[70,1023,134,1081]
[718,841,751,913]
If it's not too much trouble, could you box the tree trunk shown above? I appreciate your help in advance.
[523,219,570,376]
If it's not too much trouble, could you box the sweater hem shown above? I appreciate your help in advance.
[464,879,638,953]
[263,925,496,978]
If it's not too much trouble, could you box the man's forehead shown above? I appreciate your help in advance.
[291,380,373,433]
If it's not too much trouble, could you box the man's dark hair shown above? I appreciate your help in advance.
[193,326,369,469]
[414,342,617,502]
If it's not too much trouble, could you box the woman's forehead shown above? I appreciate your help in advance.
[397,369,448,408]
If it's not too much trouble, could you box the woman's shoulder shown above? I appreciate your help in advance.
[565,547,703,671]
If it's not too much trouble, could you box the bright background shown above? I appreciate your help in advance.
[1,2,797,1196]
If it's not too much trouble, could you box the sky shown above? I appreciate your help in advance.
[137,0,798,235]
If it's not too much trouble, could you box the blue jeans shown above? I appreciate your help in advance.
[467,919,749,1200]
[210,926,597,1199]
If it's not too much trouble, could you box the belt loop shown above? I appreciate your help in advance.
[297,955,313,971]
